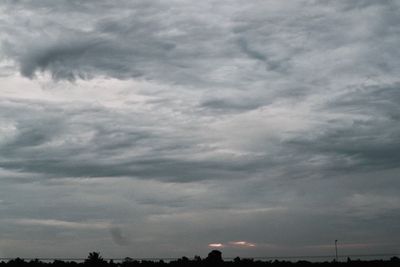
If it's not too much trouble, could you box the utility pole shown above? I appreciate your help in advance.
[335,240,338,262]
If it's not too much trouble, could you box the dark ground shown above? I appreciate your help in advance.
[1,251,400,267]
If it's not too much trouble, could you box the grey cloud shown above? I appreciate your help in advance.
[8,33,170,81]
[110,227,131,246]
[237,38,288,73]
[286,83,400,174]
[200,98,265,113]
[325,84,400,118]
[0,98,282,183]
[1,0,235,84]
[1,0,400,259]
[237,38,267,62]
[1,0,399,89]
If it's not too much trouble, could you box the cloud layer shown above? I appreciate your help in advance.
[0,0,399,259]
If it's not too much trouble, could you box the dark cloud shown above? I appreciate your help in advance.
[1,0,235,85]
[199,94,271,113]
[0,98,275,183]
[286,83,400,174]
[110,227,130,246]
[0,0,400,259]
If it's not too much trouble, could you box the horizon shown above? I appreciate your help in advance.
[0,0,399,259]
[0,251,398,263]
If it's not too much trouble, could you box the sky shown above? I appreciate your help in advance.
[0,0,400,260]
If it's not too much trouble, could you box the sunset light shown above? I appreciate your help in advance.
[230,241,256,247]
[208,243,224,248]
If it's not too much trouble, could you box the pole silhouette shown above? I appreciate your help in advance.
[335,240,338,262]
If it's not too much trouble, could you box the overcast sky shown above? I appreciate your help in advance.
[0,0,399,260]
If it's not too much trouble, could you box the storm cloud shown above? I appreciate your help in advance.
[0,0,399,260]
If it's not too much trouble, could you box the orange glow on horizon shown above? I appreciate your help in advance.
[208,243,224,248]
[208,241,256,248]
[230,241,256,247]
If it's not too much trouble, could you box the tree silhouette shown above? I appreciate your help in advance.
[206,250,223,264]
[84,252,107,267]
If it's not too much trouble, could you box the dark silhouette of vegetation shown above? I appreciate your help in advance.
[206,250,223,264]
[0,252,399,267]
[84,252,107,267]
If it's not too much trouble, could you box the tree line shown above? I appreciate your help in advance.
[1,251,399,267]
